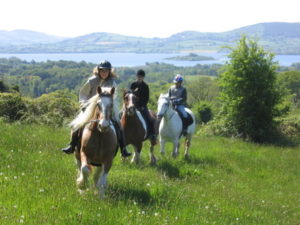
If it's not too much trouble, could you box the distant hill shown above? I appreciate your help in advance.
[0,30,67,45]
[0,22,300,54]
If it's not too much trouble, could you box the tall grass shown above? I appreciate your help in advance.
[0,121,299,224]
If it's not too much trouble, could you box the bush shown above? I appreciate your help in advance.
[0,93,27,121]
[23,90,79,126]
[192,102,213,124]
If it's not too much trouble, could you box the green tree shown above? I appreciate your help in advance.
[219,36,282,142]
[277,71,300,107]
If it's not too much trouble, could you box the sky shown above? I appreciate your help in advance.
[0,0,299,38]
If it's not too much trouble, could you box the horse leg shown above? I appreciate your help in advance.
[131,143,142,164]
[172,139,180,158]
[184,136,191,159]
[149,143,156,165]
[93,166,102,189]
[97,162,112,199]
[159,137,166,155]
[77,150,89,191]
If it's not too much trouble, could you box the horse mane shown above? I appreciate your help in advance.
[70,94,100,131]
[159,93,169,100]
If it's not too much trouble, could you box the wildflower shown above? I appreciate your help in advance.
[39,189,45,193]
[154,212,159,216]
[146,183,150,187]
[14,176,18,180]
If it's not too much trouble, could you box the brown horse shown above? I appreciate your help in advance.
[120,90,157,164]
[71,86,118,198]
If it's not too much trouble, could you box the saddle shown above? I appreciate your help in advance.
[175,109,194,135]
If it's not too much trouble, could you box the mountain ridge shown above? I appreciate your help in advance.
[0,22,300,54]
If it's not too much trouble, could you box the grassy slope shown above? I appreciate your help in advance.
[0,122,299,225]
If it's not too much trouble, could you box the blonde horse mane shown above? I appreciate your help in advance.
[70,94,100,131]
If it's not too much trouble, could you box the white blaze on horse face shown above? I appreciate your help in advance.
[127,93,135,115]
[98,97,112,130]
[157,97,169,117]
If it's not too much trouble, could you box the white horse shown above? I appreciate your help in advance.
[157,94,196,158]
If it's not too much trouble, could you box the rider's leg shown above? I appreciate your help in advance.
[61,129,79,154]
[176,105,189,135]
[111,119,131,158]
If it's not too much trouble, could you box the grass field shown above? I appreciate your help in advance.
[0,121,299,225]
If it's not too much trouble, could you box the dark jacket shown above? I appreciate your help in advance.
[168,85,187,105]
[130,81,149,108]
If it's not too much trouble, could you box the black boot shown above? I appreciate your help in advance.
[182,118,188,136]
[61,130,79,154]
[112,120,131,158]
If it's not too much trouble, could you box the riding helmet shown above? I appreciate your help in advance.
[173,74,183,83]
[97,60,112,69]
[136,69,145,77]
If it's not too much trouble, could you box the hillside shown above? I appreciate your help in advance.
[0,122,299,224]
[0,29,67,46]
[0,22,300,54]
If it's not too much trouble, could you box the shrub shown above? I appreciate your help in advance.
[0,93,27,121]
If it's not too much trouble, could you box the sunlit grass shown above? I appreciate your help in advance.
[0,121,299,224]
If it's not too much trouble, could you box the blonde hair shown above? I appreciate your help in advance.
[93,67,118,79]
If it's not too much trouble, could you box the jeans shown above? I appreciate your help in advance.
[175,105,188,118]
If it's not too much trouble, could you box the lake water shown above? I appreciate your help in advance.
[0,52,299,67]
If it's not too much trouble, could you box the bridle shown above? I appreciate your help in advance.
[157,97,176,120]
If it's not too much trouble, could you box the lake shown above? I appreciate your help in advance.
[0,52,299,67]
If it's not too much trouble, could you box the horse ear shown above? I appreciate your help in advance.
[97,86,102,94]
[111,87,115,95]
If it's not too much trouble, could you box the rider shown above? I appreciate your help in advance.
[168,74,189,135]
[130,69,156,140]
[61,60,131,157]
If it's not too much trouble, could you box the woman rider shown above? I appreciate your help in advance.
[61,60,131,157]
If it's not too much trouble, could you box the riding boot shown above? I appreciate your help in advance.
[182,118,188,136]
[61,129,79,154]
[112,120,131,158]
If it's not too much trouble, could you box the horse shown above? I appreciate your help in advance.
[120,90,157,164]
[70,86,118,198]
[157,93,196,159]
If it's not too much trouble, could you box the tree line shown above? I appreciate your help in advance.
[1,37,300,143]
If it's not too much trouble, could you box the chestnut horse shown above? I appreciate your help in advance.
[120,90,157,164]
[70,87,118,198]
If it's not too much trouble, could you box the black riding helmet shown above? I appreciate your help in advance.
[97,60,112,70]
[136,69,145,77]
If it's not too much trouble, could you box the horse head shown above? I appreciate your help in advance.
[123,90,138,116]
[157,93,171,118]
[96,86,115,132]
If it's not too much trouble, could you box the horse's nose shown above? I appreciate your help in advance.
[98,119,109,131]
[127,106,135,115]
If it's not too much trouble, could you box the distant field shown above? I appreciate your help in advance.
[0,122,299,225]
[185,74,216,81]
